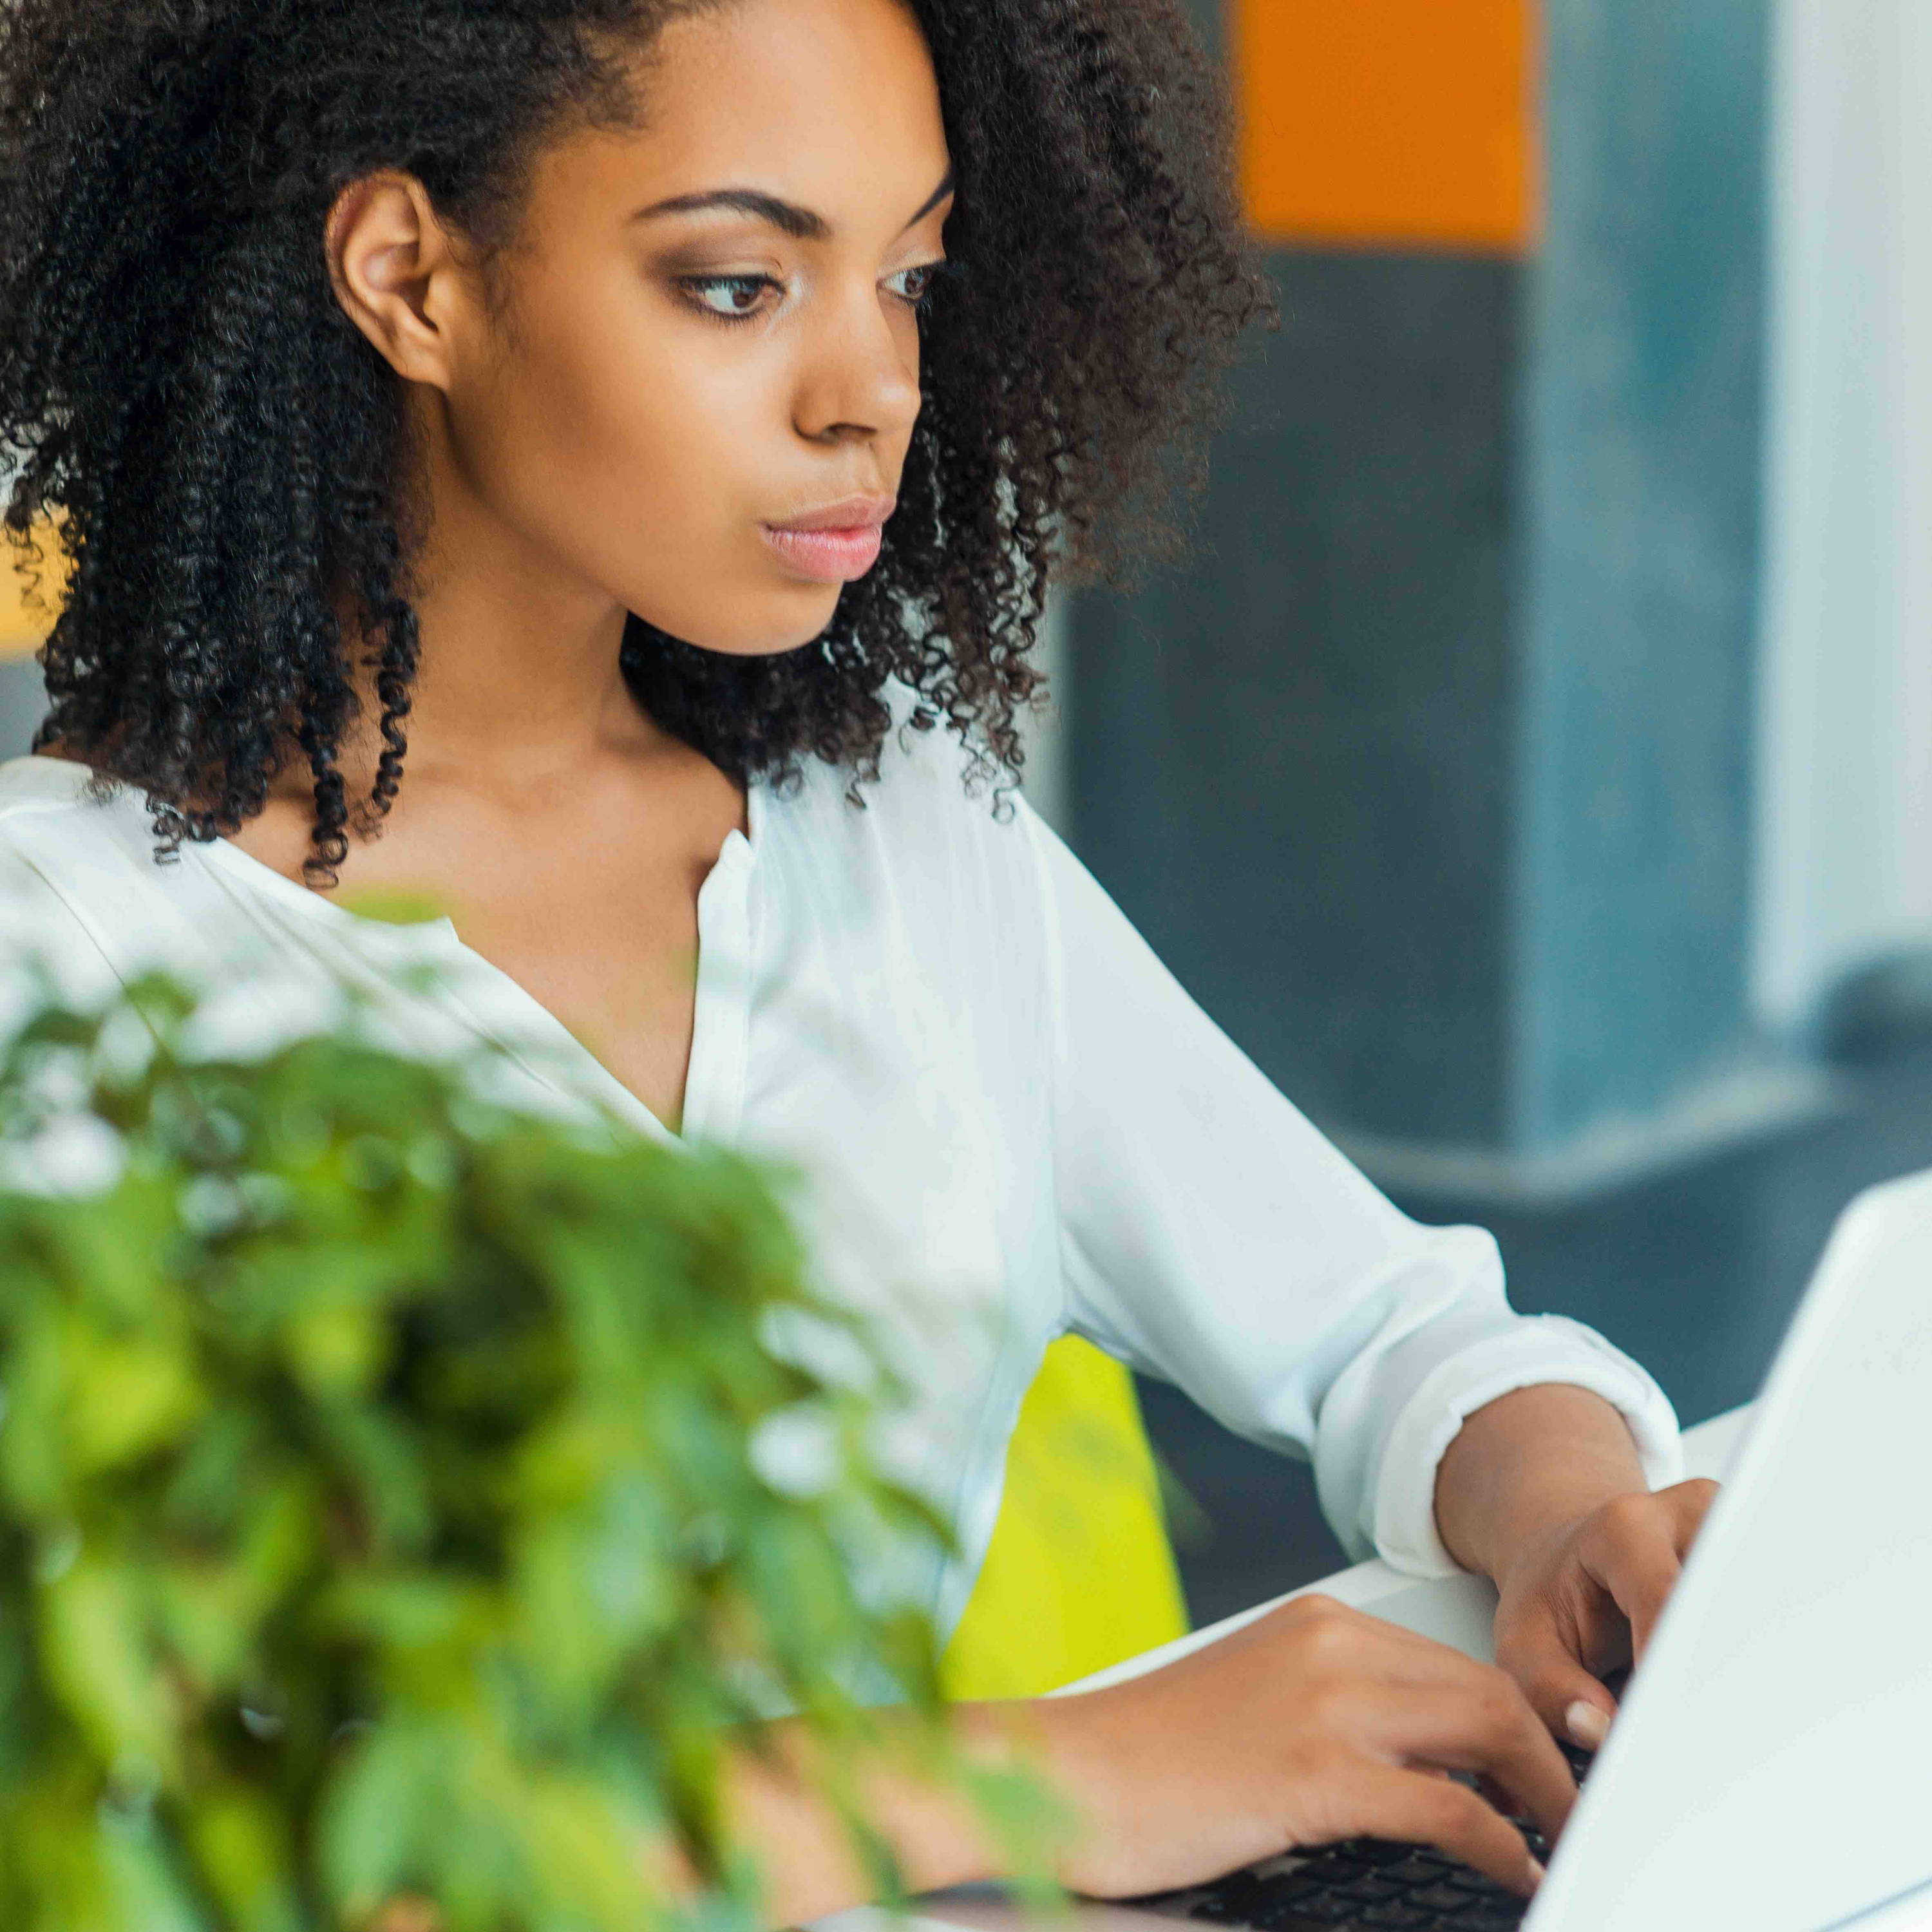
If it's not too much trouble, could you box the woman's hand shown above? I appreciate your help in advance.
[1430,1384,1722,1750]
[1031,1591,1574,1903]
[1489,1479,1721,1748]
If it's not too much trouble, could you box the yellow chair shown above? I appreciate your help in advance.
[940,1335,1189,1700]
[0,516,63,661]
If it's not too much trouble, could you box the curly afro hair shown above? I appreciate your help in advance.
[0,0,1275,885]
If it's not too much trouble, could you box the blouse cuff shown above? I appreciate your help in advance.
[1368,1315,1685,1579]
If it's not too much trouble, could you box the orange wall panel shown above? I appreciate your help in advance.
[1231,0,1539,256]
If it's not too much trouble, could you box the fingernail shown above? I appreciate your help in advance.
[1565,1700,1609,1748]
[1528,1857,1547,1889]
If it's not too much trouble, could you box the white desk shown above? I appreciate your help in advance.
[813,1405,1764,1932]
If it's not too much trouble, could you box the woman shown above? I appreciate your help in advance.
[0,0,1715,1919]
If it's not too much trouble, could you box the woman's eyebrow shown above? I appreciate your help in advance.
[630,169,956,241]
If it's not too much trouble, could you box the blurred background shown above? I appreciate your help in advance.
[3,0,1929,1624]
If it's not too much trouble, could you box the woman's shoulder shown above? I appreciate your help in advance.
[776,688,1048,898]
[0,755,208,993]
[0,752,164,882]
[757,688,1061,1019]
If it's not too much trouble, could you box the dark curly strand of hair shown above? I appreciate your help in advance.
[0,0,1276,886]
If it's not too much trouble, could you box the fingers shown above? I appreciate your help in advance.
[1358,1767,1546,1898]
[1278,1600,1579,1848]
[1579,1487,1712,1665]
[1495,1616,1616,1750]
[1395,1671,1578,1850]
[1272,1598,1578,1841]
[1665,1477,1722,1548]
[1496,1479,1723,1752]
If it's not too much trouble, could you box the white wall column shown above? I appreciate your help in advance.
[1754,0,1932,1031]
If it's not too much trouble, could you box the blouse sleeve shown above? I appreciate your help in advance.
[1019,799,1683,1578]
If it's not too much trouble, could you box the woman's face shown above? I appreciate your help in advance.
[336,0,954,657]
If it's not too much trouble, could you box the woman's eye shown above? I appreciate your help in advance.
[681,274,782,323]
[887,262,947,308]
[679,263,951,324]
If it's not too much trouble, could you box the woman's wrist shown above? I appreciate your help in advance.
[1007,1685,1139,1885]
[715,1698,1083,1926]
[1432,1384,1651,1585]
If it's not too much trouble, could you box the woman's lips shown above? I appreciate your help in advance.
[760,522,884,583]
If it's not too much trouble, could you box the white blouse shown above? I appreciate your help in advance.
[0,735,1681,1641]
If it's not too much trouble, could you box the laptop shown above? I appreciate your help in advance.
[907,1166,1932,1932]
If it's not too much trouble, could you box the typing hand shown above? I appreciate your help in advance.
[1030,1592,1573,1903]
[1488,1479,1721,1750]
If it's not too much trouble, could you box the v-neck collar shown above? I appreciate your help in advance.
[6,755,760,1150]
[412,823,756,1150]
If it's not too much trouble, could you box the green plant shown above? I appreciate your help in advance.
[0,957,1062,1931]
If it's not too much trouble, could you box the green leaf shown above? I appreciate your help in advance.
[316,1723,437,1917]
[38,1555,178,1781]
[180,1783,304,1932]
[70,1336,205,1475]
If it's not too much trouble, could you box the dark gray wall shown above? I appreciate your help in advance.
[0,660,44,762]
[1066,0,1772,1173]
[1069,256,1521,1146]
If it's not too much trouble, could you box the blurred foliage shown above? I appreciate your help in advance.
[0,964,1064,1931]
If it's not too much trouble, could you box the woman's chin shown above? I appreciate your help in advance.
[634,594,843,660]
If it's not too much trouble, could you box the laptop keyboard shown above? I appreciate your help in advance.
[1121,1736,1598,1932]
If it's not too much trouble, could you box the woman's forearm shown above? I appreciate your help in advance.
[368,1704,1072,1932]
[1432,1383,1649,1584]
[708,1699,1068,1927]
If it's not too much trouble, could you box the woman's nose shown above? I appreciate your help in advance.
[791,285,924,446]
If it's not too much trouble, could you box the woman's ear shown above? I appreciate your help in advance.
[324,172,474,390]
